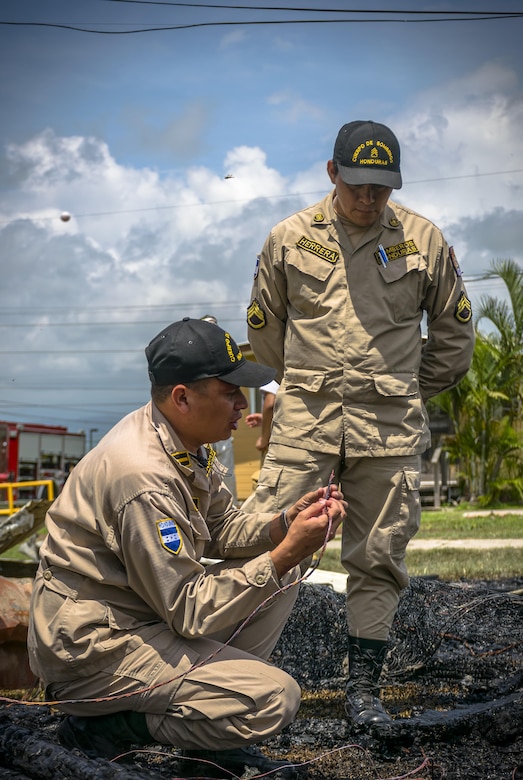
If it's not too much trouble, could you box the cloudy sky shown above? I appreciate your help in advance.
[1,1,522,444]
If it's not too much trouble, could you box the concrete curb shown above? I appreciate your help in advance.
[326,538,523,550]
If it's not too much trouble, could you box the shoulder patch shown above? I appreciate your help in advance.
[247,299,267,329]
[449,246,462,277]
[157,518,183,555]
[172,450,191,467]
[253,253,260,280]
[454,291,472,323]
[296,235,339,264]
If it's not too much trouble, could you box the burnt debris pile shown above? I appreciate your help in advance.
[268,577,523,779]
[273,577,523,702]
[0,577,522,779]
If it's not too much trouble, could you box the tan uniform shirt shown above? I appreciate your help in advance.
[248,191,475,457]
[28,401,281,684]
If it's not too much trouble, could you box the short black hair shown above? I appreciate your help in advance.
[150,377,213,404]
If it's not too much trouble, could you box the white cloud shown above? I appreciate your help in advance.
[219,29,248,48]
[388,62,523,275]
[0,130,298,431]
[2,59,523,434]
[266,90,323,123]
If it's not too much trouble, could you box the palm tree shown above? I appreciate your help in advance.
[429,258,523,503]
[475,258,523,425]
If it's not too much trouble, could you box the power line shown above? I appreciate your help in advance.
[0,277,511,339]
[1,13,522,34]
[99,2,523,14]
[3,169,520,227]
[0,275,511,318]
[0,318,248,327]
[0,301,242,313]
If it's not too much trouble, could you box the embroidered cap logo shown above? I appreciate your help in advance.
[353,138,395,168]
[224,332,241,364]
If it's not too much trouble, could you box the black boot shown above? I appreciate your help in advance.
[179,744,306,779]
[57,710,152,760]
[345,637,391,726]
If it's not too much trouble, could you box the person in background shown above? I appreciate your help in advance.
[247,120,475,727]
[28,317,346,779]
[200,314,238,502]
[245,379,279,461]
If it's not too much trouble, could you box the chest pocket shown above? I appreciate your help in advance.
[284,246,337,316]
[377,254,428,323]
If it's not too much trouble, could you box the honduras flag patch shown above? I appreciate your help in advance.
[157,518,183,555]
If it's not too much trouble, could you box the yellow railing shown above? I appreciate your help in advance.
[0,480,55,515]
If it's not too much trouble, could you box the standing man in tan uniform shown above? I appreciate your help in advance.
[28,318,345,778]
[247,120,475,727]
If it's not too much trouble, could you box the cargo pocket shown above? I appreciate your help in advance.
[377,254,427,323]
[255,465,284,513]
[284,368,325,393]
[390,467,421,566]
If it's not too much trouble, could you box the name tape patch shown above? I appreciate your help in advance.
[373,239,419,265]
[296,236,339,264]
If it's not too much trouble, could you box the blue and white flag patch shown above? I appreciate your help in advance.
[157,518,183,555]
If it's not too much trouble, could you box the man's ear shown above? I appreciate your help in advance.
[327,159,338,184]
[170,384,190,414]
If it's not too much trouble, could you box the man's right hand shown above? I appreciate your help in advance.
[269,486,346,578]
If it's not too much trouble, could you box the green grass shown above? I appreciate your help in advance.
[312,506,523,579]
[414,507,523,539]
[3,505,523,581]
[315,546,522,581]
[405,547,522,580]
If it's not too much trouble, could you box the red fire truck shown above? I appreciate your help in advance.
[0,421,86,492]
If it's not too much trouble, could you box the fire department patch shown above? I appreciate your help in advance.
[454,291,472,323]
[373,239,419,265]
[296,235,339,264]
[247,299,267,329]
[157,518,183,555]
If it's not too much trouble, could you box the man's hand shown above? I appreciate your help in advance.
[269,485,346,578]
[245,412,263,428]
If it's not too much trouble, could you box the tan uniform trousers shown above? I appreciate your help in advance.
[253,444,422,641]
[47,559,302,750]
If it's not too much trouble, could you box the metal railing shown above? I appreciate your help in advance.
[0,480,55,515]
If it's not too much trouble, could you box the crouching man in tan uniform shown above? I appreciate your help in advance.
[28,317,346,779]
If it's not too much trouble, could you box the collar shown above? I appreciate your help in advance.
[307,190,337,227]
[187,444,217,476]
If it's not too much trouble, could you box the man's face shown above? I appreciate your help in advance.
[327,160,392,227]
[185,378,248,447]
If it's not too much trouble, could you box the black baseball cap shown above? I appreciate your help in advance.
[146,317,276,387]
[333,120,402,189]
